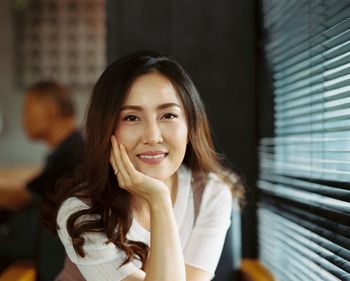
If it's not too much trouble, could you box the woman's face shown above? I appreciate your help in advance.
[114,71,188,186]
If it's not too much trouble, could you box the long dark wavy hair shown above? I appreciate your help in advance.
[48,50,244,268]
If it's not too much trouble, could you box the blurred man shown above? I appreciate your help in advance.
[0,81,84,281]
[0,81,84,209]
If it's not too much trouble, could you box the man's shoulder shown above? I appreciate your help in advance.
[49,131,84,163]
[60,131,85,152]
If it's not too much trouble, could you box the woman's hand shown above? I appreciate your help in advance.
[109,135,170,204]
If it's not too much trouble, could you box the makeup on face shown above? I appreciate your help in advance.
[115,72,188,182]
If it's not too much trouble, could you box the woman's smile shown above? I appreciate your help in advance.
[137,151,169,165]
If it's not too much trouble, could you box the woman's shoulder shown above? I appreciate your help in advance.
[198,171,236,211]
[207,172,232,194]
[57,197,90,226]
[60,196,89,212]
[57,181,90,215]
[56,196,94,243]
[206,172,240,211]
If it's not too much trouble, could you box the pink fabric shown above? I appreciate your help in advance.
[54,257,86,281]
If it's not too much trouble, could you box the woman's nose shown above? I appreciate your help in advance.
[142,121,163,145]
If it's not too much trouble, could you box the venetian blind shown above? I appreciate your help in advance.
[258,0,350,280]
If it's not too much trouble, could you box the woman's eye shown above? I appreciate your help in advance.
[162,113,178,119]
[123,115,139,121]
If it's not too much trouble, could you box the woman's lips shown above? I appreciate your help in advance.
[137,152,168,165]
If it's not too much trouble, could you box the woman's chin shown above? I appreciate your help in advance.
[137,166,168,181]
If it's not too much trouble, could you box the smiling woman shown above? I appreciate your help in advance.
[48,50,244,281]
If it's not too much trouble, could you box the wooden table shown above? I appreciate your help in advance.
[0,260,36,281]
[0,165,42,210]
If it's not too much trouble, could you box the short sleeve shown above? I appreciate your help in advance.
[57,197,141,281]
[183,177,233,276]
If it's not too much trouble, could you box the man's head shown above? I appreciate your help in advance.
[23,81,76,141]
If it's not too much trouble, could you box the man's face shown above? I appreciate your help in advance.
[23,92,51,140]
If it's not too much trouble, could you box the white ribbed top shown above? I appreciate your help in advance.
[57,165,233,281]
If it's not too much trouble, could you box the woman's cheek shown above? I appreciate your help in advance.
[117,126,140,167]
[167,123,188,143]
[115,124,133,143]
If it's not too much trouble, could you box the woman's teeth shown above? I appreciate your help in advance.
[138,154,166,159]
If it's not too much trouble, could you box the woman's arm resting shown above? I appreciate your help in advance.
[123,264,212,281]
[122,195,186,281]
[143,193,186,281]
[122,270,146,281]
[185,265,213,281]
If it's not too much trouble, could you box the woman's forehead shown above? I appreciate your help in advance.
[123,72,183,107]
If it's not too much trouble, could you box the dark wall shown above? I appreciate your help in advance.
[107,0,257,260]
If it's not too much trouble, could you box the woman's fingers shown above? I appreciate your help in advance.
[110,135,130,189]
[111,136,168,200]
[119,143,138,177]
[110,149,125,188]
[109,150,118,172]
[111,135,127,175]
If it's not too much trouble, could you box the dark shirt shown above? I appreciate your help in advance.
[26,130,84,281]
[26,130,84,199]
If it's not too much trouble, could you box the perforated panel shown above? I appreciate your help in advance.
[14,0,106,91]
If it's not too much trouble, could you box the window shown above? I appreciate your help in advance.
[258,0,350,279]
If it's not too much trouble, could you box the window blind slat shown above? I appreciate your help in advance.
[276,94,350,120]
[258,180,350,213]
[260,174,350,198]
[276,107,350,127]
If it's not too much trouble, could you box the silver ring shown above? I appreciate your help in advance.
[114,170,119,175]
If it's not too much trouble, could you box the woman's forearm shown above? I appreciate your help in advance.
[144,191,186,281]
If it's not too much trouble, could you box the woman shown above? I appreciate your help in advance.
[53,50,243,281]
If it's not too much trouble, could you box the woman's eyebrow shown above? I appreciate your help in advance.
[121,103,181,111]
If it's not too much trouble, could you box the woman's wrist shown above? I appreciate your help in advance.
[147,188,172,210]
